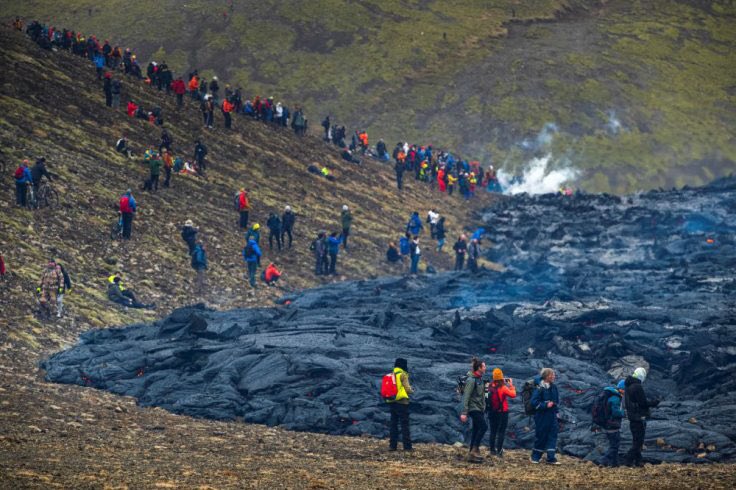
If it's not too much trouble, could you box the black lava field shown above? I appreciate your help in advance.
[43,177,736,463]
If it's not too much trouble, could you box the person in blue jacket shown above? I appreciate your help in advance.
[190,242,208,294]
[14,160,33,207]
[327,232,343,275]
[530,368,561,464]
[242,238,262,287]
[406,211,423,236]
[93,51,105,80]
[596,380,626,467]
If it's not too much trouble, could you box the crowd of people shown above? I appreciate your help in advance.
[385,358,660,467]
[9,18,657,469]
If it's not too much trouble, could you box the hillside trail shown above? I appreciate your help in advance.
[0,24,735,489]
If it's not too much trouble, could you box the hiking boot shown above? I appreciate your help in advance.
[388,446,397,452]
[496,449,504,458]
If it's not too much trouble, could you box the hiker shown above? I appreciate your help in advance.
[119,189,136,239]
[341,205,352,251]
[107,275,153,308]
[209,77,220,104]
[203,95,215,129]
[386,242,401,264]
[147,151,161,191]
[194,140,208,175]
[126,100,138,117]
[530,367,561,464]
[594,380,625,467]
[281,206,296,249]
[460,357,487,463]
[115,137,132,157]
[406,211,423,236]
[14,160,32,207]
[162,149,173,188]
[191,242,208,294]
[266,213,283,251]
[181,219,198,254]
[624,368,660,467]
[245,224,261,249]
[311,231,328,276]
[467,238,481,273]
[399,232,411,267]
[394,159,405,190]
[436,217,446,252]
[103,71,113,106]
[453,235,467,270]
[427,209,439,238]
[159,128,173,153]
[243,237,262,288]
[172,77,186,108]
[262,262,282,286]
[341,147,361,164]
[0,253,5,279]
[111,76,122,109]
[235,188,250,229]
[327,232,342,275]
[93,51,105,80]
[222,97,235,129]
[37,260,63,319]
[31,157,53,194]
[409,236,421,274]
[376,139,389,161]
[387,358,414,452]
[321,116,331,141]
[487,369,516,457]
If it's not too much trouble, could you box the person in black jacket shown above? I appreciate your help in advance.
[624,367,660,467]
[281,206,296,248]
[31,157,53,194]
[266,213,283,251]
[181,220,198,254]
[453,235,467,271]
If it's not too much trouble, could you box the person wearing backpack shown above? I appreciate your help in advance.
[310,231,328,276]
[487,368,516,456]
[243,238,262,288]
[119,189,136,239]
[14,160,32,207]
[623,367,660,467]
[327,232,342,275]
[386,357,414,452]
[190,242,208,294]
[593,380,625,467]
[529,368,560,464]
[281,206,296,249]
[435,217,446,252]
[460,357,488,463]
[266,213,283,251]
[235,188,250,230]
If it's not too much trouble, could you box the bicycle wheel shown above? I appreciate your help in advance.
[26,188,37,210]
[45,188,59,208]
[110,221,121,240]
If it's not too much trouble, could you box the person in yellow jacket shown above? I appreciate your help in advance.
[388,357,414,451]
[447,173,458,196]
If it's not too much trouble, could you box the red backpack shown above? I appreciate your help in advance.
[119,196,131,213]
[14,166,24,180]
[487,384,503,412]
[380,372,398,402]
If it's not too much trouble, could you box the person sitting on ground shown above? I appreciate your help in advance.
[115,136,133,158]
[181,219,198,254]
[262,262,282,286]
[386,242,401,263]
[341,147,361,164]
[107,274,154,309]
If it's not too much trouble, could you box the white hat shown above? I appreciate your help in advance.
[285,205,291,212]
[633,367,647,382]
[342,205,349,211]
[185,219,193,227]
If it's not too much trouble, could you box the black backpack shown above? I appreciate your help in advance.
[521,379,539,416]
[592,389,617,427]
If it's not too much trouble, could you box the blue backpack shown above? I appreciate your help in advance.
[399,237,410,255]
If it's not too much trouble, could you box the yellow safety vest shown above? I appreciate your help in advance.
[394,367,409,402]
[108,275,126,291]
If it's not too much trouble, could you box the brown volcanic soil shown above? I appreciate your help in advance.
[0,27,735,489]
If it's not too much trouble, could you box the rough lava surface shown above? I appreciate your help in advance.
[43,177,736,464]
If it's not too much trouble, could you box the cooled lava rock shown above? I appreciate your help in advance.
[43,177,736,463]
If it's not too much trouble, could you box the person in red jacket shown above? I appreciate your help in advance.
[234,188,249,229]
[222,98,234,129]
[262,262,282,286]
[126,100,138,117]
[486,368,517,456]
[172,77,186,109]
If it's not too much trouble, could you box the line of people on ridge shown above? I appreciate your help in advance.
[383,358,660,468]
[23,19,309,136]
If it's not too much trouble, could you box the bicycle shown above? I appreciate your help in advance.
[25,183,37,209]
[110,212,124,240]
[35,181,59,208]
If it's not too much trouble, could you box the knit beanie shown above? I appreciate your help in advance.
[633,367,647,382]
[492,368,504,381]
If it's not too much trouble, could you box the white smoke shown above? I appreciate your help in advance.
[606,110,622,135]
[520,122,558,152]
[497,155,580,195]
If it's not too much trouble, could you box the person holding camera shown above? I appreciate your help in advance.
[486,368,517,457]
[624,367,660,467]
[530,367,561,464]
[460,357,488,463]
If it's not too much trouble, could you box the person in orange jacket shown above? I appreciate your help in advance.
[188,75,200,100]
[126,100,138,117]
[235,188,250,229]
[486,368,517,456]
[262,262,282,286]
[222,98,235,129]
[162,149,174,188]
